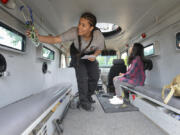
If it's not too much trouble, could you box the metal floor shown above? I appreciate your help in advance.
[62,96,168,135]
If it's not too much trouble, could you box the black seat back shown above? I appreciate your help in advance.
[144,59,153,71]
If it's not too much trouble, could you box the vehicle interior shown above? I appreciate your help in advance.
[0,0,180,135]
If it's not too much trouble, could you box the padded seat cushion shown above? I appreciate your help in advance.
[0,83,72,135]
[134,85,180,110]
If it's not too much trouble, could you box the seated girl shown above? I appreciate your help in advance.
[112,43,145,104]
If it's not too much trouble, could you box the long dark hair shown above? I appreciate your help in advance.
[78,12,97,52]
[128,43,145,65]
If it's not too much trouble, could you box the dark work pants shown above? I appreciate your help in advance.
[71,59,99,105]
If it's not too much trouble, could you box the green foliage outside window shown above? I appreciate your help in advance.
[96,55,117,67]
[0,26,23,50]
[42,47,55,60]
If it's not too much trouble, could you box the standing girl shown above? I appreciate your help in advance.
[26,12,105,111]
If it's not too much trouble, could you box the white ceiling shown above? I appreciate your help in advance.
[22,0,180,49]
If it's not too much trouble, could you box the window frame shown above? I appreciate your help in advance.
[176,32,180,50]
[96,55,118,68]
[0,21,26,52]
[96,23,122,38]
[60,53,66,68]
[102,26,122,38]
[143,43,155,57]
[120,50,128,59]
[42,46,55,61]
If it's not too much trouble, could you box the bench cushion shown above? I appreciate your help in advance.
[0,83,72,135]
[134,85,180,110]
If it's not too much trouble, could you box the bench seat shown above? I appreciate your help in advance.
[135,85,180,110]
[120,83,180,114]
[0,82,72,135]
[120,83,180,135]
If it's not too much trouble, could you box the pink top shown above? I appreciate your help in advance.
[117,56,145,86]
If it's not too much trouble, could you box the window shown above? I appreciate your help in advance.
[60,53,66,68]
[96,55,117,68]
[0,22,25,52]
[176,32,180,50]
[120,51,128,66]
[121,51,128,59]
[144,44,154,56]
[96,22,121,38]
[67,56,71,67]
[42,46,55,60]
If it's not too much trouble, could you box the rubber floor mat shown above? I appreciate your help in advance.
[96,93,139,113]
